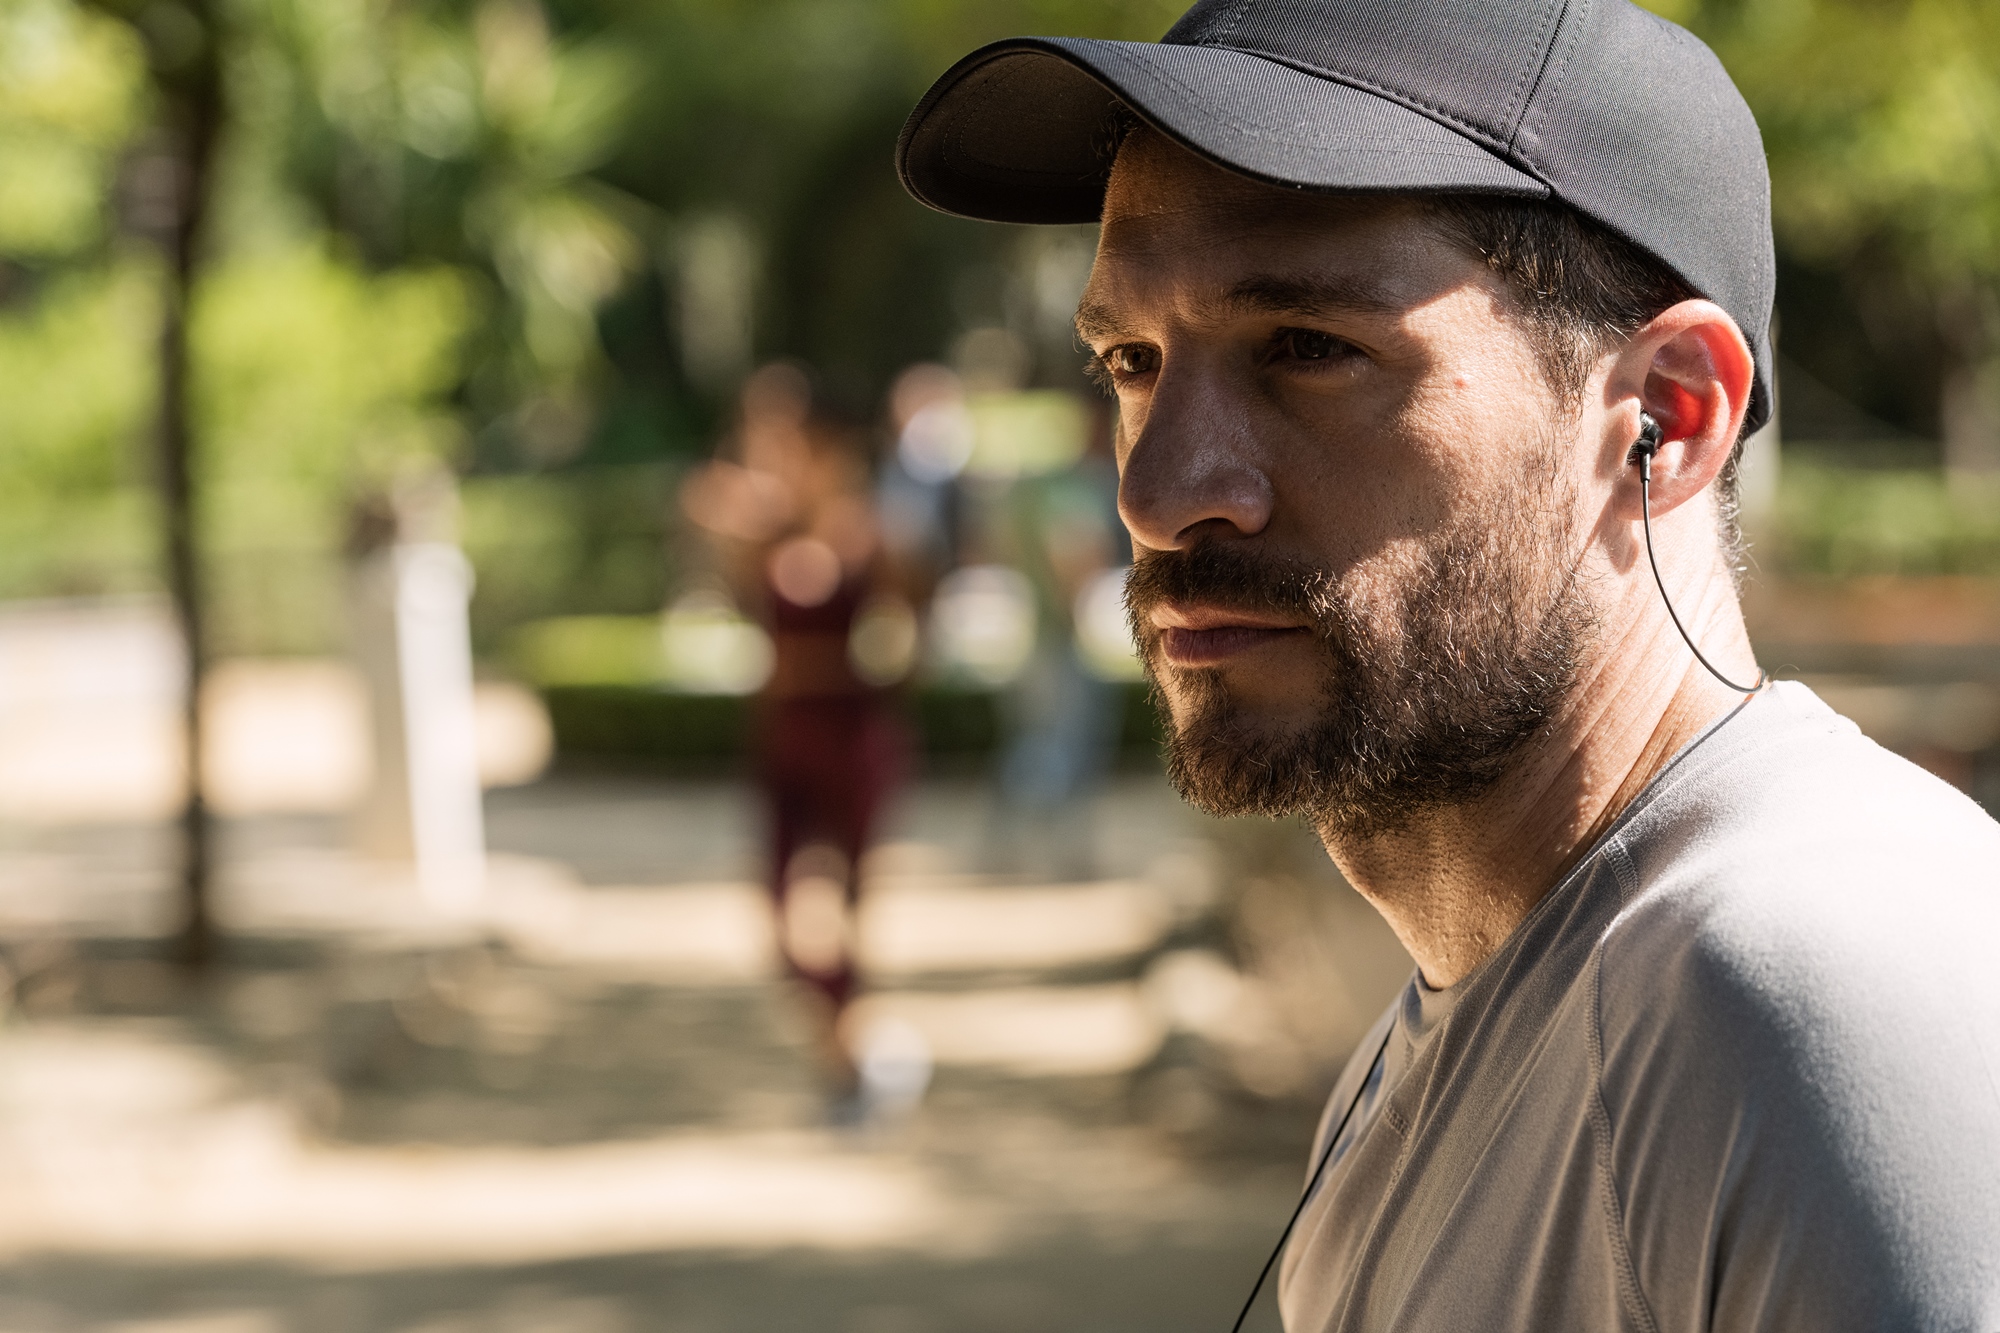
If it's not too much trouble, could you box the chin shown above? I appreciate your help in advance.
[1151,667,1331,819]
[1158,660,1322,734]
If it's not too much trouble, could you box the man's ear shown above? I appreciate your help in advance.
[1606,300,1755,521]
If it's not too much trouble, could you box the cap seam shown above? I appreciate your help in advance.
[1194,43,1550,183]
[1098,49,1536,157]
[1213,0,1257,47]
[1507,0,1582,158]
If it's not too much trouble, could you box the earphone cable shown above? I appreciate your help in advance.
[1636,457,1764,696]
[1227,1023,1396,1333]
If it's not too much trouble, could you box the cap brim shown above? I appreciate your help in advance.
[898,37,1550,224]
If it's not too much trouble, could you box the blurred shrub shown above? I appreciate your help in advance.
[1765,460,2000,579]
[195,243,477,655]
[194,245,474,510]
[536,679,1164,772]
[0,235,478,651]
[503,601,775,694]
[509,614,664,687]
[539,685,749,771]
[230,0,654,461]
[460,464,673,653]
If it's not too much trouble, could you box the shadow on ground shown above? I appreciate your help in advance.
[0,774,1410,1332]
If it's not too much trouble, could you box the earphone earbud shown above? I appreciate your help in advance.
[1626,410,1663,471]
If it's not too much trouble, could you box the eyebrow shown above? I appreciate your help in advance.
[1075,271,1407,344]
[1223,273,1406,321]
[1073,298,1128,344]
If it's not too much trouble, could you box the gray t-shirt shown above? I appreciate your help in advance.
[1278,682,2000,1332]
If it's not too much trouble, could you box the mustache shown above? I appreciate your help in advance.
[1124,542,1343,639]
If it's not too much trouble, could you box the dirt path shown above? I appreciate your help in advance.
[0,775,1403,1333]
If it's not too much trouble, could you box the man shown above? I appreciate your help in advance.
[896,2,2000,1330]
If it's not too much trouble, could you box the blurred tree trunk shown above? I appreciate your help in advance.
[158,19,223,972]
[104,0,226,969]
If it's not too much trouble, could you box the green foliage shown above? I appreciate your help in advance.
[0,0,146,256]
[596,0,1186,399]
[0,262,153,495]
[6,0,1998,665]
[1677,0,2000,286]
[1766,460,2000,578]
[538,683,750,771]
[158,241,474,652]
[0,486,157,598]
[534,679,1163,771]
[459,462,672,650]
[0,263,156,597]
[226,0,651,451]
[0,236,476,640]
[192,241,474,515]
[508,612,663,686]
[0,0,485,647]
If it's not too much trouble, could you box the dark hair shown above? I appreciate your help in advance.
[1423,197,1746,571]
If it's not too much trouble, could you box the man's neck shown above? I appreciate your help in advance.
[1320,577,1757,990]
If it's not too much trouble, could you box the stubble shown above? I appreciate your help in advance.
[1126,443,1596,839]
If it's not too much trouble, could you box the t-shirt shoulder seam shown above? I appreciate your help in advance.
[1590,942,1665,1333]
[1604,835,1640,905]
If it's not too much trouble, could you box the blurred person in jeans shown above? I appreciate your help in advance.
[682,363,912,1120]
[992,410,1128,879]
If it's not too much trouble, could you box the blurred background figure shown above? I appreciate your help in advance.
[990,409,1128,879]
[878,363,973,587]
[680,363,917,1121]
[894,329,1141,877]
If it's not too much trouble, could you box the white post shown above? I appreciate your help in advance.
[348,475,486,913]
[393,541,486,912]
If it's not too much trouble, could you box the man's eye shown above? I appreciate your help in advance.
[1278,328,1353,363]
[1104,344,1160,377]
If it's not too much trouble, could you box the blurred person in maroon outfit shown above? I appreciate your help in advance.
[681,364,912,1111]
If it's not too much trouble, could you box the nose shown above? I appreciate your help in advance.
[1116,377,1275,551]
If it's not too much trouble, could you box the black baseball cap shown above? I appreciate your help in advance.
[896,0,1775,433]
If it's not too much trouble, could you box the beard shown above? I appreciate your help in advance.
[1126,452,1595,839]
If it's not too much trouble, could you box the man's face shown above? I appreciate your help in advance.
[1083,130,1600,834]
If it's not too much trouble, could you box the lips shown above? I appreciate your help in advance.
[1149,603,1311,668]
[1160,624,1310,666]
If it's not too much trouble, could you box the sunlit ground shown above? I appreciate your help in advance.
[0,759,1412,1333]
